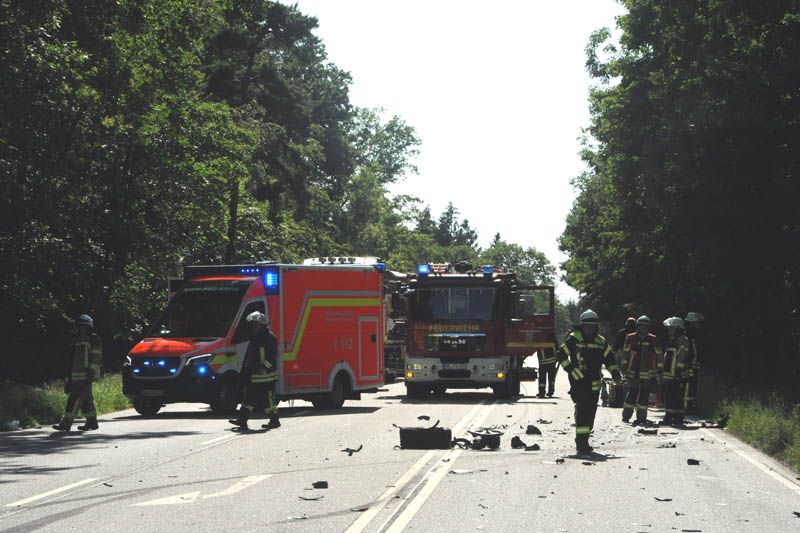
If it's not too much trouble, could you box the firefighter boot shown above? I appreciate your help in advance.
[575,435,593,453]
[262,416,281,430]
[52,419,72,431]
[229,410,249,431]
[77,417,99,431]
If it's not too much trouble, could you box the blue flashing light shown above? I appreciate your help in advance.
[241,267,261,274]
[133,368,140,374]
[375,262,386,272]
[169,368,177,374]
[143,360,151,366]
[197,365,208,375]
[264,271,278,287]
[158,360,166,367]
[417,264,430,275]
[482,265,494,275]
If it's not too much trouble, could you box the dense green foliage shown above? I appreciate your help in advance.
[560,0,800,385]
[1,0,561,384]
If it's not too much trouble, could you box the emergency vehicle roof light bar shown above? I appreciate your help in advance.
[417,264,430,276]
[482,265,493,276]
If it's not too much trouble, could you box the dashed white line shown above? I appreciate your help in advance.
[200,434,238,446]
[6,478,100,508]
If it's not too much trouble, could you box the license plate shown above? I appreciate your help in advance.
[442,363,468,370]
[141,389,164,397]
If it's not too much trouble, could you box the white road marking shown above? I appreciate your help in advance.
[202,474,272,498]
[383,402,498,533]
[134,491,201,506]
[133,475,272,506]
[6,478,100,507]
[345,402,489,533]
[699,427,800,497]
[200,434,238,445]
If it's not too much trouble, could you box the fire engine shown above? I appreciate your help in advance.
[403,261,556,398]
[123,257,385,416]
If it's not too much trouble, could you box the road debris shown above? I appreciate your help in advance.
[556,457,565,464]
[298,494,324,501]
[511,436,527,449]
[658,442,677,448]
[417,415,430,420]
[675,512,686,516]
[312,481,328,489]
[342,444,363,456]
[103,482,113,487]
[793,511,800,517]
[289,513,308,520]
[581,461,594,466]
[637,428,658,435]
[537,418,553,424]
[526,425,542,435]
[525,443,540,451]
[654,497,672,502]
[478,503,489,509]
[397,420,452,449]
[687,458,701,465]
[351,506,369,512]
[449,469,473,475]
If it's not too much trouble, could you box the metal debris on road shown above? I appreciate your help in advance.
[342,444,363,456]
[654,497,672,502]
[289,513,308,520]
[478,503,489,509]
[298,494,324,501]
[312,481,328,489]
[687,458,701,465]
[526,425,542,435]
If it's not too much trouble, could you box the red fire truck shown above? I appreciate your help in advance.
[123,258,385,416]
[403,262,556,398]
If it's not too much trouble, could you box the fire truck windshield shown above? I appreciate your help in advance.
[150,279,252,338]
[412,287,497,322]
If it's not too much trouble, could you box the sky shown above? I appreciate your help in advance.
[295,0,627,301]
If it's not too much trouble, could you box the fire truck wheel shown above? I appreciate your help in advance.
[432,385,447,396]
[133,400,161,417]
[405,383,428,398]
[210,382,238,414]
[313,375,348,410]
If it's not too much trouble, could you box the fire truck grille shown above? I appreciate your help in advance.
[132,357,181,377]
[438,369,472,379]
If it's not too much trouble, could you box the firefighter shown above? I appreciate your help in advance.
[229,311,280,431]
[620,315,663,425]
[556,310,622,453]
[661,317,689,426]
[53,314,102,432]
[683,312,704,414]
[536,347,558,398]
[603,316,636,406]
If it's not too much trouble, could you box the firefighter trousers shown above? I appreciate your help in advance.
[240,380,278,423]
[570,387,599,441]
[684,374,698,412]
[538,363,557,395]
[63,381,96,422]
[622,379,656,422]
[663,379,684,423]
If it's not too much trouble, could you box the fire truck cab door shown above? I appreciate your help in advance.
[358,317,380,380]
[505,286,556,357]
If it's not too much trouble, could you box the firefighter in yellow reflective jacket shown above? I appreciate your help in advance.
[557,310,621,453]
[660,317,689,426]
[53,315,103,432]
[537,347,558,398]
[620,315,663,425]
[683,312,704,414]
[229,311,280,431]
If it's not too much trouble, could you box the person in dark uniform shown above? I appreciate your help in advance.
[536,347,558,398]
[229,311,280,431]
[53,314,103,432]
[556,310,622,453]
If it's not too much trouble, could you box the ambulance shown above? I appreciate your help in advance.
[122,258,385,416]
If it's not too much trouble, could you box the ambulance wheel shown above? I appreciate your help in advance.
[210,383,238,414]
[133,400,161,417]
[313,375,347,410]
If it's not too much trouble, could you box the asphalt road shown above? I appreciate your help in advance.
[2,372,800,532]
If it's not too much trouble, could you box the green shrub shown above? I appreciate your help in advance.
[0,374,131,430]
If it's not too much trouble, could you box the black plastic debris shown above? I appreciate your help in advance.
[638,428,658,435]
[675,512,686,516]
[654,497,672,502]
[537,418,553,424]
[342,444,363,456]
[687,458,701,465]
[581,461,594,466]
[658,442,677,448]
[469,429,503,450]
[555,457,565,464]
[417,415,430,420]
[511,436,527,449]
[525,443,540,451]
[312,481,328,489]
[397,420,452,449]
[793,511,800,517]
[351,506,369,513]
[526,425,542,435]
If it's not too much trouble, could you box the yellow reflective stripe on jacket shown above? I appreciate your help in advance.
[252,372,278,383]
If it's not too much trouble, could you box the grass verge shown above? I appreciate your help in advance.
[699,372,800,471]
[0,374,131,430]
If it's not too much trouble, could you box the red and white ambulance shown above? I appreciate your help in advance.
[123,258,385,416]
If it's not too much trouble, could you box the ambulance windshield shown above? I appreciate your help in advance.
[412,287,497,322]
[151,279,251,338]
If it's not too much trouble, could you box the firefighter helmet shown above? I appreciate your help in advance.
[685,312,705,324]
[246,311,269,325]
[77,314,94,328]
[636,315,650,326]
[626,316,636,327]
[663,317,685,330]
[579,310,600,325]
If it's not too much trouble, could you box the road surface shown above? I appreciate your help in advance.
[2,373,800,532]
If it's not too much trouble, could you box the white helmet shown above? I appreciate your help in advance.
[246,311,268,325]
[579,309,600,325]
[663,317,685,330]
[685,312,704,324]
[636,315,651,326]
[77,314,94,328]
